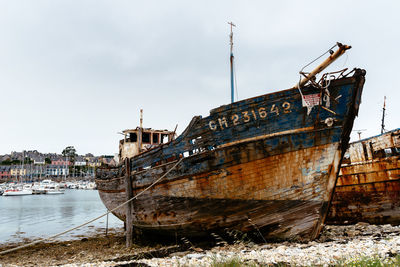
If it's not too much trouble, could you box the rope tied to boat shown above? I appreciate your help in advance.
[0,157,184,256]
[322,78,334,109]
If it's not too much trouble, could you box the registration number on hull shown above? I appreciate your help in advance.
[209,102,292,131]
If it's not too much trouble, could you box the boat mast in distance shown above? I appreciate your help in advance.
[381,96,386,134]
[228,21,236,103]
[139,109,143,153]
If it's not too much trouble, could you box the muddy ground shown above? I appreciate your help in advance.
[0,228,177,267]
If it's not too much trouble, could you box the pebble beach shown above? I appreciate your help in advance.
[1,223,399,266]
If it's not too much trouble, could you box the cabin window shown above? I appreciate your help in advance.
[152,133,159,144]
[142,132,151,143]
[161,134,169,143]
[342,151,350,164]
[388,147,398,156]
[373,149,385,158]
[128,133,137,142]
[384,148,393,157]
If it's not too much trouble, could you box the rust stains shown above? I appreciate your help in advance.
[327,129,400,225]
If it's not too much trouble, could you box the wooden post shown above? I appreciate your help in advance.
[125,158,133,247]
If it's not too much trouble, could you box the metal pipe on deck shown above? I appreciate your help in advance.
[295,42,351,88]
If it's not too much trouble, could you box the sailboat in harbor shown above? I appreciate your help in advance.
[3,155,33,196]
[95,27,366,241]
[41,179,64,194]
[3,185,33,196]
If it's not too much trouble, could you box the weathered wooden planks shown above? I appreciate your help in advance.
[99,142,341,240]
[327,129,400,225]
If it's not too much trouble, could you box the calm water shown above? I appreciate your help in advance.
[0,190,123,245]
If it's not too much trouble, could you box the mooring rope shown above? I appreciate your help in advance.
[0,157,184,256]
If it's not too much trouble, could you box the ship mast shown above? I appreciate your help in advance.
[381,96,386,134]
[228,21,236,103]
[21,151,24,183]
[140,109,143,129]
[139,109,143,153]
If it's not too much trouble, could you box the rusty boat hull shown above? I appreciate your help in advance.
[327,129,400,225]
[96,69,365,241]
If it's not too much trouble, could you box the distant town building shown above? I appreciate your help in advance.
[51,159,72,166]
[0,155,11,162]
[88,159,101,168]
[0,166,11,181]
[10,165,27,178]
[46,164,69,177]
[74,156,87,166]
[1,150,104,180]
[100,155,117,166]
[32,156,45,165]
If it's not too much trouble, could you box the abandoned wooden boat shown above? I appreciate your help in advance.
[96,42,366,241]
[327,128,400,225]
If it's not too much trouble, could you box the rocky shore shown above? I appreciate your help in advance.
[1,223,399,266]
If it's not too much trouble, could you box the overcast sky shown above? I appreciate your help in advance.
[0,1,399,156]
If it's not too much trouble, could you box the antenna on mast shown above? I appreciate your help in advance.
[139,109,143,153]
[140,109,143,129]
[381,96,386,134]
[228,21,236,103]
[353,129,366,140]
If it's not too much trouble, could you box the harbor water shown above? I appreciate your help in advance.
[0,189,123,245]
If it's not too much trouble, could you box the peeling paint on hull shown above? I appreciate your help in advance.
[96,69,365,241]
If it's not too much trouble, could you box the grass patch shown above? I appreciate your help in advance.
[210,256,259,267]
[334,254,400,267]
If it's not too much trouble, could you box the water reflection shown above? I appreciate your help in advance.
[0,190,123,244]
